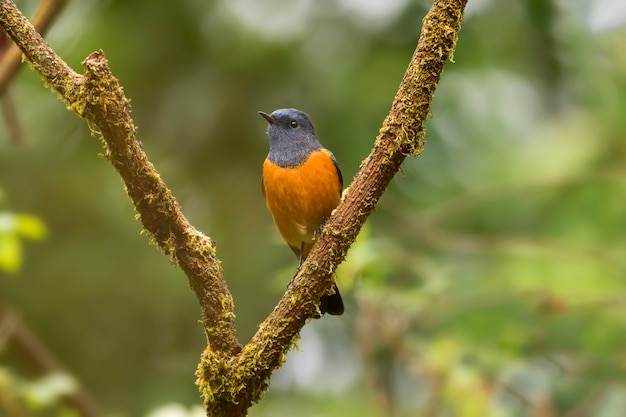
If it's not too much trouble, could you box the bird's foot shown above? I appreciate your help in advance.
[288,265,301,287]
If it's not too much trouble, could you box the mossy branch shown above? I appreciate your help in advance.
[200,1,468,414]
[0,0,467,415]
[0,0,68,96]
[0,0,239,357]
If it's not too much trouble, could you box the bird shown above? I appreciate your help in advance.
[259,108,344,316]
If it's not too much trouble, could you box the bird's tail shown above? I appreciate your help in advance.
[320,283,344,316]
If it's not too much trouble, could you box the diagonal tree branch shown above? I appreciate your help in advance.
[196,1,468,414]
[0,304,101,417]
[0,0,68,96]
[0,0,240,358]
[0,0,468,415]
[0,0,68,145]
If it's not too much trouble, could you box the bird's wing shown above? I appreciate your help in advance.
[325,149,343,192]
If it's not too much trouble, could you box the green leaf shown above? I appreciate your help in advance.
[15,214,47,240]
[0,233,22,273]
[0,211,17,234]
[22,373,78,409]
[0,212,47,240]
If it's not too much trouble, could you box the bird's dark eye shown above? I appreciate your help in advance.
[289,120,299,128]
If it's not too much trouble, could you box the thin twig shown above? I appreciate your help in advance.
[1,92,25,144]
[0,304,101,417]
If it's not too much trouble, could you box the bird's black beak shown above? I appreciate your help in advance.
[258,111,277,125]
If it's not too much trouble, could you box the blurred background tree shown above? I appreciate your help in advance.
[1,0,625,416]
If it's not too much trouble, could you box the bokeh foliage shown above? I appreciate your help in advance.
[1,0,626,416]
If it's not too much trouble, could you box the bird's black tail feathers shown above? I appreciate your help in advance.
[320,284,344,316]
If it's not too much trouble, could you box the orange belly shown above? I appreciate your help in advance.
[263,150,341,259]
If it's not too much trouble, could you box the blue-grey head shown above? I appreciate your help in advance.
[259,108,322,168]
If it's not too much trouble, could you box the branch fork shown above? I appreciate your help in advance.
[0,0,467,415]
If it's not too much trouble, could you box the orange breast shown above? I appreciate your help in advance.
[263,149,341,258]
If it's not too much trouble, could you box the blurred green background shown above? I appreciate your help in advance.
[1,0,626,416]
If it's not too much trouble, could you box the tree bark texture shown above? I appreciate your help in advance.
[0,0,468,415]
